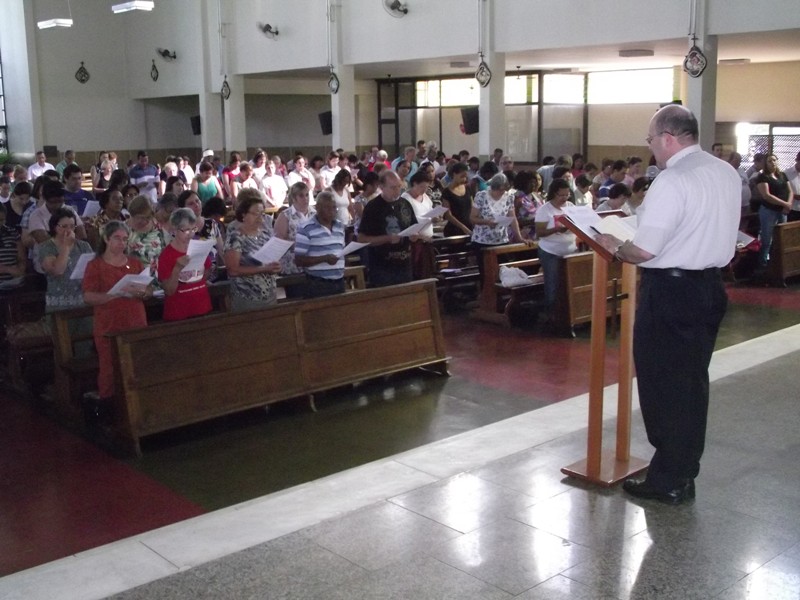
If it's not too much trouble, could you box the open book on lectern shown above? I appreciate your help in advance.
[559,205,638,261]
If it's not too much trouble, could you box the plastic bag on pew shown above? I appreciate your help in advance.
[499,265,531,287]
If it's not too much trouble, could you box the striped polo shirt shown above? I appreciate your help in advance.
[294,215,346,280]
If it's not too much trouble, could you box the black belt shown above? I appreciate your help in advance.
[643,267,721,279]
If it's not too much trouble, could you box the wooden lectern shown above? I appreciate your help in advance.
[559,215,649,486]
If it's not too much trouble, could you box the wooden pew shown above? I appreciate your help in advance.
[431,235,480,310]
[472,242,540,324]
[108,280,448,456]
[768,221,800,286]
[554,251,625,337]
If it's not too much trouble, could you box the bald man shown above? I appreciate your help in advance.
[598,104,740,505]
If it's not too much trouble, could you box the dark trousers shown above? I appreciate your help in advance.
[302,274,346,299]
[633,268,727,491]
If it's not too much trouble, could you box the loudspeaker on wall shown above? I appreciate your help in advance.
[461,106,479,135]
[318,111,333,136]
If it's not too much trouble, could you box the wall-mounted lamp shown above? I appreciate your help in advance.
[112,1,154,14]
[156,48,177,61]
[258,23,280,39]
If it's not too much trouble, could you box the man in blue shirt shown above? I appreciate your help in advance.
[294,191,347,298]
[62,163,94,216]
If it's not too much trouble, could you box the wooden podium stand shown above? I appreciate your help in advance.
[559,215,649,486]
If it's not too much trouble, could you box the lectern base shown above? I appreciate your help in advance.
[561,450,649,487]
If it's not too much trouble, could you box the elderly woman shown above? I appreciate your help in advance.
[38,207,93,312]
[127,195,167,272]
[471,172,534,279]
[177,189,225,266]
[274,182,314,299]
[534,179,578,324]
[83,221,153,418]
[223,190,281,312]
[157,208,212,321]
[86,189,126,249]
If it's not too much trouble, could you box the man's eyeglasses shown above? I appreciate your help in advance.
[646,131,672,144]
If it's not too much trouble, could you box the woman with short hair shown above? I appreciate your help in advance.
[223,193,281,312]
[157,208,212,321]
[127,195,167,272]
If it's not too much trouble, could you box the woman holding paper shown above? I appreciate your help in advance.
[157,208,213,321]
[39,207,94,312]
[223,192,281,312]
[402,170,436,279]
[274,182,314,299]
[82,221,152,410]
[534,178,578,325]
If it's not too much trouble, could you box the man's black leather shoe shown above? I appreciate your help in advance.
[622,478,695,505]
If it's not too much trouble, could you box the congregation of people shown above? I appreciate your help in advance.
[1,139,796,425]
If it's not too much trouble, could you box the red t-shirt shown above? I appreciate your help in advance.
[157,244,212,321]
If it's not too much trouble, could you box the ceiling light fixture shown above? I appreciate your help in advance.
[37,18,73,29]
[112,1,155,14]
[618,49,654,58]
[37,0,73,29]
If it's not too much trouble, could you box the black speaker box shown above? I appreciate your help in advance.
[319,111,333,136]
[461,106,479,135]
[190,115,201,135]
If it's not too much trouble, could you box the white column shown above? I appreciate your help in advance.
[222,75,247,153]
[684,0,718,150]
[198,92,223,154]
[477,0,504,161]
[331,65,356,152]
[478,50,505,162]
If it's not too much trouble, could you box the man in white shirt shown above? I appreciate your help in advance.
[597,104,740,506]
[728,152,751,214]
[27,151,55,180]
[783,151,800,222]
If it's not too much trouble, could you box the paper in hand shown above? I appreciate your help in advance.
[422,206,448,219]
[82,200,101,218]
[398,219,432,237]
[69,253,96,280]
[250,236,294,264]
[184,239,216,272]
[107,271,153,297]
[337,241,369,257]
[493,215,514,227]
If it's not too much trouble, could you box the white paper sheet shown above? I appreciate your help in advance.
[422,206,449,219]
[184,239,216,273]
[398,219,432,237]
[250,236,294,264]
[493,215,514,227]
[107,271,153,297]
[338,241,369,257]
[82,200,101,218]
[69,253,96,280]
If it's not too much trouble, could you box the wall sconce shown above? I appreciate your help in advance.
[156,48,177,61]
[258,23,280,39]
